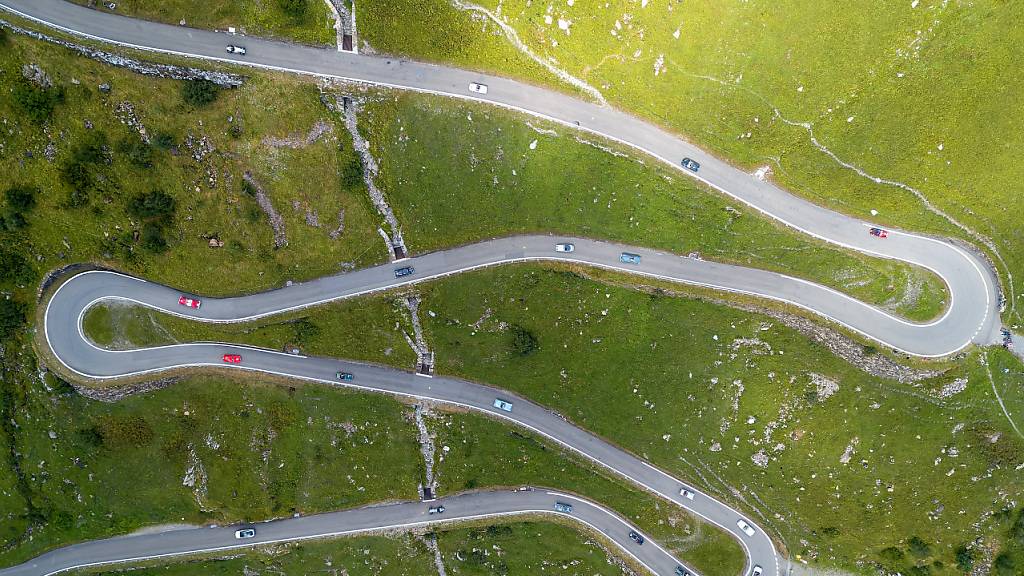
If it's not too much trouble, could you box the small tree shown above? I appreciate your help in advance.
[180,79,219,107]
[510,325,539,356]
[140,222,168,253]
[994,553,1015,576]
[117,138,153,168]
[340,155,364,188]
[0,249,34,286]
[128,190,176,220]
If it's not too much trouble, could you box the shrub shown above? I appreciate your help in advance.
[0,249,34,286]
[127,189,176,220]
[908,536,931,558]
[140,222,168,253]
[1012,507,1024,545]
[0,299,26,341]
[93,414,154,448]
[12,80,64,124]
[994,553,1015,576]
[955,545,974,571]
[340,156,364,188]
[180,79,219,107]
[879,547,904,564]
[60,131,111,207]
[117,137,153,168]
[510,325,538,356]
[278,0,309,20]
[4,185,37,213]
[153,131,176,149]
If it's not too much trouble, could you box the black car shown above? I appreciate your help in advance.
[680,157,700,172]
[394,266,415,278]
[628,530,644,545]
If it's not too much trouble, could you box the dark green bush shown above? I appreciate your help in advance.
[277,0,309,20]
[128,189,176,220]
[510,325,538,356]
[60,131,110,207]
[117,137,154,168]
[908,536,931,558]
[92,414,154,448]
[0,249,34,286]
[140,222,168,253]
[0,299,26,341]
[340,156,364,188]
[12,80,64,124]
[955,545,974,571]
[994,553,1015,576]
[180,79,219,107]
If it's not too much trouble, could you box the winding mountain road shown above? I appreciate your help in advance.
[0,1,1008,575]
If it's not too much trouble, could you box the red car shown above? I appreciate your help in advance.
[222,354,242,364]
[178,295,201,309]
[869,227,888,238]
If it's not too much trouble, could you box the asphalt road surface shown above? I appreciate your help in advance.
[0,0,1004,357]
[0,490,704,576]
[0,1,1009,574]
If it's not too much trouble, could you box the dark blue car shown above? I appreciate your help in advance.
[394,266,415,278]
[680,157,700,172]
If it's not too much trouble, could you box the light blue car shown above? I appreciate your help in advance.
[619,253,641,265]
[554,502,573,513]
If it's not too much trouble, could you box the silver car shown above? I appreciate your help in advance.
[736,518,756,537]
[226,44,246,55]
[234,528,255,539]
[555,243,575,253]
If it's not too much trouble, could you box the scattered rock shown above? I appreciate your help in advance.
[21,63,52,88]
[98,83,111,93]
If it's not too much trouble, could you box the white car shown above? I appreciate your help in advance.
[226,44,246,55]
[493,398,513,412]
[555,243,575,253]
[234,528,255,539]
[751,566,763,576]
[736,519,756,537]
[468,82,489,94]
[679,487,695,500]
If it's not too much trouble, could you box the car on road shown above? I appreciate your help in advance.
[554,502,573,513]
[394,266,415,278]
[750,566,763,576]
[468,82,488,94]
[493,398,513,412]
[222,354,242,364]
[628,530,644,545]
[679,487,695,500]
[619,252,641,265]
[554,243,575,253]
[226,45,246,55]
[736,518,756,537]
[178,295,201,309]
[234,528,255,539]
[336,372,354,381]
[675,567,692,576]
[869,227,888,238]
[428,505,445,514]
[680,157,700,172]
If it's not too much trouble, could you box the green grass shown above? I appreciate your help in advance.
[1,32,387,299]
[415,265,1024,575]
[355,0,1024,326]
[67,0,338,46]
[360,91,947,322]
[429,410,744,576]
[73,533,437,575]
[437,521,629,576]
[81,298,416,367]
[0,375,422,568]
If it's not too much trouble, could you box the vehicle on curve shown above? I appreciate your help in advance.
[680,157,700,172]
[675,567,692,576]
[395,266,415,278]
[736,518,756,537]
[679,487,695,500]
[178,295,201,309]
[750,566,763,576]
[336,372,354,381]
[493,398,513,412]
[468,82,488,94]
[222,354,242,364]
[226,45,246,55]
[555,243,575,253]
[554,502,573,513]
[620,252,642,265]
[234,528,255,539]
[628,530,644,545]
[428,505,445,514]
[869,227,888,238]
